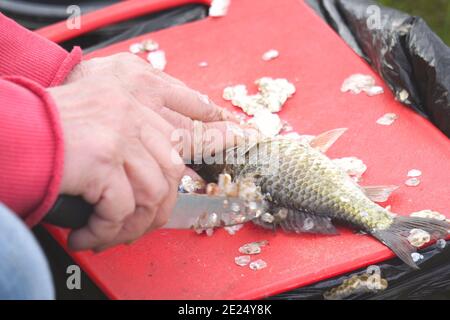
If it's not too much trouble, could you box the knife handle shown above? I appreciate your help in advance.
[44,195,94,229]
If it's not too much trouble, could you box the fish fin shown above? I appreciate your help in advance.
[310,128,348,153]
[226,140,260,161]
[254,208,339,235]
[280,209,339,234]
[372,216,450,269]
[362,185,399,202]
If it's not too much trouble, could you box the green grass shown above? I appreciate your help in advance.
[378,0,450,45]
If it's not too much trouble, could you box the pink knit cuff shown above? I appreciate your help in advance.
[50,46,83,87]
[1,76,64,226]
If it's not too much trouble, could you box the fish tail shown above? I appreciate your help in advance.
[372,216,449,269]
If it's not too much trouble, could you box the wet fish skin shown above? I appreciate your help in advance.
[227,138,393,231]
[211,137,450,268]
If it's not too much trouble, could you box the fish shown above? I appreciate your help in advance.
[194,128,449,269]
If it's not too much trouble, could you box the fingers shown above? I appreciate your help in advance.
[159,107,260,160]
[113,55,239,123]
[150,68,187,87]
[95,142,170,250]
[136,105,176,138]
[140,124,185,231]
[93,126,186,251]
[68,167,135,251]
[66,53,238,124]
[160,84,237,122]
[60,53,262,253]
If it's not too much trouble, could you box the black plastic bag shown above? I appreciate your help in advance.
[307,0,450,138]
[272,239,450,300]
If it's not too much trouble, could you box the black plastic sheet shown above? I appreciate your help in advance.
[0,0,207,53]
[60,4,207,53]
[272,240,450,300]
[0,0,119,29]
[306,0,450,138]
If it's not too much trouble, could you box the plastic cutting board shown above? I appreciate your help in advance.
[42,0,450,299]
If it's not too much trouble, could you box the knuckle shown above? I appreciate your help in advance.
[152,211,170,229]
[133,71,164,89]
[198,103,212,118]
[114,52,139,63]
[102,191,134,222]
[172,162,185,179]
[204,106,221,122]
[133,71,152,83]
[211,105,223,120]
[143,180,169,207]
[164,162,185,182]
[111,89,133,110]
[152,181,170,204]
[111,53,142,72]
[98,133,124,165]
[121,230,141,245]
[122,218,144,237]
[154,216,169,229]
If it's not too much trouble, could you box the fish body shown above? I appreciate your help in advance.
[228,138,394,231]
[199,130,449,268]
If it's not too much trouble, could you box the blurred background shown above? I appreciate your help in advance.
[0,1,448,46]
[378,0,450,45]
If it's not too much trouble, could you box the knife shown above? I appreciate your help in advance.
[44,194,265,230]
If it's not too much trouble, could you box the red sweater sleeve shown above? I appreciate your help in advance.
[0,13,82,87]
[0,14,82,225]
[0,77,64,226]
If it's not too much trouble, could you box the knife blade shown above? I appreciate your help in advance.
[163,193,254,229]
[44,193,265,230]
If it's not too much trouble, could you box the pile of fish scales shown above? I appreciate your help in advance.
[341,74,384,96]
[223,77,295,137]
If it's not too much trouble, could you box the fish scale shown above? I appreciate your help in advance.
[213,136,450,269]
[230,139,392,230]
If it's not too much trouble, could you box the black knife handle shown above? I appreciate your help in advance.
[44,195,94,229]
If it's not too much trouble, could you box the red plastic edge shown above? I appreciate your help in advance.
[35,0,212,43]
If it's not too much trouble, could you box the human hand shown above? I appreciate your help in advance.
[49,54,256,251]
[65,52,239,129]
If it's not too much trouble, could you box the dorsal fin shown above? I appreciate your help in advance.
[310,128,348,153]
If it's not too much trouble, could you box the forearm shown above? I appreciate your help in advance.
[0,13,82,87]
[0,77,64,226]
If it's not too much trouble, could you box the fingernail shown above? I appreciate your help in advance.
[226,123,245,138]
[221,109,241,123]
[198,93,210,105]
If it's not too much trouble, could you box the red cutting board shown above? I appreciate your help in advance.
[45,0,450,299]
